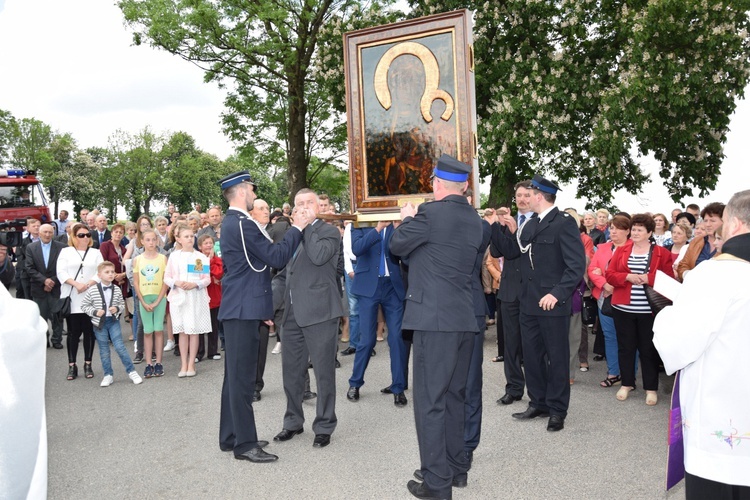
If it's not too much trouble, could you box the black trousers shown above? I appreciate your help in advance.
[219,319,261,455]
[500,299,524,397]
[463,317,485,454]
[519,313,571,416]
[686,472,750,500]
[612,309,658,390]
[35,293,63,345]
[66,312,95,364]
[413,330,473,498]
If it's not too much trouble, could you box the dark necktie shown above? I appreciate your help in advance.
[519,214,526,227]
[378,227,387,276]
[102,285,112,291]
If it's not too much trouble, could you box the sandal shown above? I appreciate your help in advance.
[600,375,621,387]
[646,391,658,406]
[491,356,504,362]
[616,386,634,401]
[84,363,94,379]
[67,364,78,381]
[580,364,589,372]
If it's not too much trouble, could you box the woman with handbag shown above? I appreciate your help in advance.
[57,223,104,380]
[605,214,674,405]
[588,215,631,388]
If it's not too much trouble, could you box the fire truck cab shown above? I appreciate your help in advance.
[0,168,54,247]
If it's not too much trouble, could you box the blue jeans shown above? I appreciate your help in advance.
[599,307,620,376]
[345,273,360,349]
[95,316,135,376]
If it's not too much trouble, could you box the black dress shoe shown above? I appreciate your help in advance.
[407,479,450,499]
[347,386,360,401]
[381,386,393,394]
[335,359,341,369]
[370,349,376,357]
[547,415,565,432]
[52,343,64,349]
[253,390,261,402]
[340,347,356,355]
[303,390,317,401]
[234,447,278,463]
[593,354,605,361]
[413,470,466,488]
[497,393,522,405]
[273,428,303,442]
[221,440,268,451]
[394,392,407,407]
[512,406,550,420]
[312,434,330,447]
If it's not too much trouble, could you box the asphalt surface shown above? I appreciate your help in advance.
[45,320,686,500]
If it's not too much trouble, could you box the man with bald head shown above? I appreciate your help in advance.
[93,214,111,249]
[25,224,66,348]
[197,206,223,241]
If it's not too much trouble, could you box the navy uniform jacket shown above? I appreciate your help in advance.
[282,220,344,328]
[390,195,483,332]
[350,226,405,301]
[490,214,528,303]
[218,208,302,321]
[491,207,585,317]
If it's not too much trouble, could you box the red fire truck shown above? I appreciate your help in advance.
[0,168,54,246]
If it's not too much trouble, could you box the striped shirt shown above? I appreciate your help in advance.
[614,252,651,314]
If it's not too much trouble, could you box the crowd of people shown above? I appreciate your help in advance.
[2,159,748,499]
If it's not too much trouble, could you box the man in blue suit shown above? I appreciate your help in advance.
[346,221,409,406]
[217,170,313,463]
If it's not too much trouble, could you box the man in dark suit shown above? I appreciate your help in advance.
[92,215,111,249]
[16,218,41,299]
[25,223,65,348]
[217,171,311,463]
[346,221,408,406]
[491,175,586,432]
[390,155,483,500]
[274,188,343,449]
[491,180,534,405]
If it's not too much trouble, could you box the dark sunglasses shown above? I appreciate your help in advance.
[76,233,92,238]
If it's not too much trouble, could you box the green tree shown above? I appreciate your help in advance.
[0,109,17,164]
[10,118,54,174]
[106,127,169,220]
[118,0,391,201]
[401,0,750,208]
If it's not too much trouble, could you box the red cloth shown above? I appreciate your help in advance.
[580,233,594,260]
[207,255,223,309]
[605,239,674,306]
[99,239,128,295]
[587,242,615,300]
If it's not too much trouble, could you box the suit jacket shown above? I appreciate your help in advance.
[491,207,586,316]
[16,235,35,278]
[218,208,303,321]
[92,229,111,249]
[490,213,532,303]
[24,239,65,299]
[390,195,483,332]
[350,225,405,301]
[283,219,343,328]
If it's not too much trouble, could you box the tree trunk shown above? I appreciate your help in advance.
[487,171,517,209]
[287,78,308,201]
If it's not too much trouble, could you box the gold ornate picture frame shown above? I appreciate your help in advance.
[344,10,478,216]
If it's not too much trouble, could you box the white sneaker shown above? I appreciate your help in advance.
[272,342,281,354]
[100,375,114,387]
[129,371,143,385]
[163,339,175,352]
[211,354,222,360]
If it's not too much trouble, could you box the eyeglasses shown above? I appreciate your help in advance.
[76,233,92,238]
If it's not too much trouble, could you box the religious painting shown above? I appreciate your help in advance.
[344,10,478,216]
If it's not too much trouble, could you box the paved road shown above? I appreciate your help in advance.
[45,322,685,499]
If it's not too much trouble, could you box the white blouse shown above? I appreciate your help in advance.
[56,247,103,314]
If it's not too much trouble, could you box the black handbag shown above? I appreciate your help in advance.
[644,244,672,314]
[581,295,598,325]
[599,295,614,317]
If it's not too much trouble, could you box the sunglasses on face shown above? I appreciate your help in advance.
[77,233,92,238]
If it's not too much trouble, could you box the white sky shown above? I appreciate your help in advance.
[0,0,747,214]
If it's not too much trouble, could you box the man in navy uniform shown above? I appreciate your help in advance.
[217,170,313,463]
[346,220,408,406]
[491,174,585,432]
[391,154,483,500]
[491,180,534,405]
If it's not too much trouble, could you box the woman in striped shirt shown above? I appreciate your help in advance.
[605,214,674,405]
